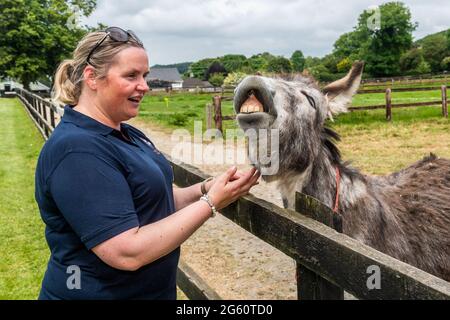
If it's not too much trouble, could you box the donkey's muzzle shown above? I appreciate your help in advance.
[234,76,275,115]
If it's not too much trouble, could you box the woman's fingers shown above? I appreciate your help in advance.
[230,167,257,187]
[240,169,261,192]
[230,170,245,181]
[229,168,260,194]
[217,166,238,185]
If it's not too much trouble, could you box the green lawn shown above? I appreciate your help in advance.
[0,98,47,299]
[138,92,236,134]
[352,90,443,107]
[137,89,447,132]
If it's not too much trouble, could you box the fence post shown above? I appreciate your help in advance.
[41,100,49,138]
[50,107,56,129]
[385,88,392,121]
[295,193,344,300]
[205,103,213,130]
[442,85,448,118]
[213,95,223,133]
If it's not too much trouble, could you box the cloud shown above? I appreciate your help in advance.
[82,0,450,64]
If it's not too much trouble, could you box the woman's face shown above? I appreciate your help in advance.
[96,46,150,123]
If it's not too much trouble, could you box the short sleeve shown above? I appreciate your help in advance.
[49,152,139,249]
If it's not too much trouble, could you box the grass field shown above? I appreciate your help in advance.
[328,107,449,174]
[0,98,47,299]
[138,89,447,131]
[352,89,443,107]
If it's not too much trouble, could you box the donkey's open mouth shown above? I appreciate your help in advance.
[239,91,264,114]
[234,76,277,129]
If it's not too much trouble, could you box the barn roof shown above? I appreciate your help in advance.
[147,68,182,82]
[182,77,213,88]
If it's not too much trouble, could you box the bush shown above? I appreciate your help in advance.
[208,73,225,87]
[223,72,247,87]
[415,60,431,74]
[336,57,352,73]
[168,113,188,126]
[441,57,450,72]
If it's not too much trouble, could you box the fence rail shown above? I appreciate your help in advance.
[12,88,450,300]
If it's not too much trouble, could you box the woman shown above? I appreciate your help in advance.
[35,27,260,300]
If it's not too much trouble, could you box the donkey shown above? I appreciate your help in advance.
[233,62,450,281]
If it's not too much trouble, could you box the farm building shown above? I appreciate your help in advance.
[146,67,183,89]
[0,78,50,97]
[182,77,215,92]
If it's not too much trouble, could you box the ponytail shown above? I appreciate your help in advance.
[52,60,81,105]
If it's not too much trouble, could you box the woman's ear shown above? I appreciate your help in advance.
[83,65,97,90]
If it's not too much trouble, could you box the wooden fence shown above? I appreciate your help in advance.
[360,73,450,86]
[207,86,449,131]
[12,88,450,300]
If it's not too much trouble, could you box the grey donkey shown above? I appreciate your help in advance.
[234,62,450,281]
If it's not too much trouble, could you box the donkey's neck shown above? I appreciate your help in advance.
[278,145,371,215]
[302,154,340,208]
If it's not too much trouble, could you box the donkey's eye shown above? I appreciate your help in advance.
[301,90,316,109]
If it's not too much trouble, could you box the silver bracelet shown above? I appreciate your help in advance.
[199,194,218,217]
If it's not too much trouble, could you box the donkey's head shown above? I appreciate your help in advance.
[234,61,364,175]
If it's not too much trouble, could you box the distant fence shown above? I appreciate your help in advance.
[12,88,450,300]
[207,86,449,131]
[360,73,450,86]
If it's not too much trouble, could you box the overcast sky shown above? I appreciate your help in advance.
[80,0,450,65]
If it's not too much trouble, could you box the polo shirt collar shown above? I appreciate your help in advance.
[62,105,116,136]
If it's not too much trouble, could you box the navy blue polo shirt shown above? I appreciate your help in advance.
[35,105,179,300]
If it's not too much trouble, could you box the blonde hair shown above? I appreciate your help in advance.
[52,30,144,105]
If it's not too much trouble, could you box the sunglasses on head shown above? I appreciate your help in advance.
[86,27,144,65]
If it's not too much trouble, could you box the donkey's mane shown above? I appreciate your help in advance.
[321,126,363,182]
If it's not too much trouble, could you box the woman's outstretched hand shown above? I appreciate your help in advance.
[207,166,260,211]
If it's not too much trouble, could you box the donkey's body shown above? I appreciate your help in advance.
[234,62,450,281]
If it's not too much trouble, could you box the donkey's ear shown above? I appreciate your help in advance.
[323,61,364,119]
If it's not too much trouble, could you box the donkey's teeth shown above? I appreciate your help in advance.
[240,94,264,113]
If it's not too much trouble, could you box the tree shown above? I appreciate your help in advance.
[321,54,340,74]
[416,60,431,74]
[266,56,292,73]
[0,0,99,89]
[189,58,215,80]
[308,64,336,82]
[205,61,227,80]
[446,30,450,51]
[208,73,225,87]
[399,47,424,74]
[332,31,364,61]
[336,57,353,73]
[247,52,274,72]
[290,50,305,72]
[422,34,448,72]
[356,2,417,77]
[220,54,247,73]
[304,56,322,69]
[441,57,450,72]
